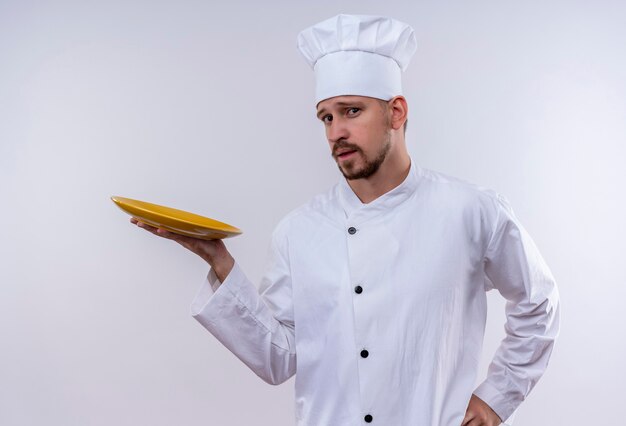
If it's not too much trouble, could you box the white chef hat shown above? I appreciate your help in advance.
[297,14,417,105]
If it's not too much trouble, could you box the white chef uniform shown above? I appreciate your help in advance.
[190,158,560,425]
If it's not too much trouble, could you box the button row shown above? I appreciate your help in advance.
[348,225,370,424]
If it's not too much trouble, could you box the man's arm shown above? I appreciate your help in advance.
[473,194,561,423]
[131,217,297,385]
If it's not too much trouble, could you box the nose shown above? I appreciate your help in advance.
[326,117,349,144]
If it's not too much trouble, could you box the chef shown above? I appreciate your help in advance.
[132,14,560,426]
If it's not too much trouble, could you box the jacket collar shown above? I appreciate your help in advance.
[337,156,421,223]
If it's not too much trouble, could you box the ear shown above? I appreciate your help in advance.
[388,96,408,131]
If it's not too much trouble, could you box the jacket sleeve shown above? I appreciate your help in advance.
[473,193,561,422]
[189,225,296,385]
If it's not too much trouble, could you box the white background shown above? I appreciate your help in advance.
[1,1,625,425]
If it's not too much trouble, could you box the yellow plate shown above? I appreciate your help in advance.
[111,196,242,240]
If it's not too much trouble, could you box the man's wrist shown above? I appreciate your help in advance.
[211,255,235,283]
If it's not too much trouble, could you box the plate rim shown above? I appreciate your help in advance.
[111,195,242,235]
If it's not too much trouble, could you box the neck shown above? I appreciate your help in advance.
[347,145,411,204]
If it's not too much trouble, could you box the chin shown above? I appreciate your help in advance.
[340,165,369,181]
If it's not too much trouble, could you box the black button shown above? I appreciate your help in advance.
[348,226,357,235]
[354,285,363,294]
[360,349,369,358]
[364,414,373,423]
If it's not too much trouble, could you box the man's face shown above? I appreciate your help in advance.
[316,95,392,180]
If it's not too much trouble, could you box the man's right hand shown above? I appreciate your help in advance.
[130,217,235,282]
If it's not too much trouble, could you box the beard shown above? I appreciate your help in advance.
[333,132,392,180]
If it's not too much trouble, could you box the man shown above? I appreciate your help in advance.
[132,14,560,426]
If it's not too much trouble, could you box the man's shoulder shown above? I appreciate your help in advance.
[417,166,505,208]
[272,184,341,237]
[414,166,517,227]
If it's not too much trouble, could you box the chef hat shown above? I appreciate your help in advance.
[297,14,417,105]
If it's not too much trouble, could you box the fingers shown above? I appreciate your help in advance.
[461,411,498,426]
[130,217,210,246]
[131,218,178,239]
[462,413,487,426]
[129,217,227,266]
[461,412,475,426]
[131,218,157,233]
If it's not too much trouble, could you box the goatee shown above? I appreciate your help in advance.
[335,134,392,180]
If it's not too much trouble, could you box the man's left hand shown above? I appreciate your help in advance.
[461,394,502,426]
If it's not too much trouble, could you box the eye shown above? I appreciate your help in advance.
[321,114,333,124]
[347,107,361,116]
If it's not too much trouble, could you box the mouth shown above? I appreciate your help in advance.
[336,149,358,160]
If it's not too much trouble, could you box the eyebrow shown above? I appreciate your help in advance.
[316,101,366,119]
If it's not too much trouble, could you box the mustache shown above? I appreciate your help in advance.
[332,141,361,157]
